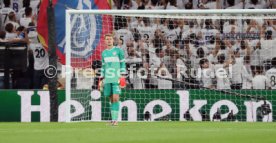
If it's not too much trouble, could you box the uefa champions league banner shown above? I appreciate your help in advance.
[0,90,275,122]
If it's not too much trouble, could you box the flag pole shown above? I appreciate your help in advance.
[48,0,58,122]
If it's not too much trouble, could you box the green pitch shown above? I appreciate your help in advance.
[0,122,276,143]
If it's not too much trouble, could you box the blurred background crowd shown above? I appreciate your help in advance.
[0,0,276,90]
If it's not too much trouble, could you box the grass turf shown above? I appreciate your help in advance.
[0,122,276,143]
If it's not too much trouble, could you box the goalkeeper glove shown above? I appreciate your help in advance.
[119,77,126,88]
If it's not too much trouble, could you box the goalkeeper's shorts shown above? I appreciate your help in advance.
[103,83,121,97]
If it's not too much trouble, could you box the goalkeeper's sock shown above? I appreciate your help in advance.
[111,101,120,121]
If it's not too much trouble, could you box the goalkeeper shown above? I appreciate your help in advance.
[98,33,126,126]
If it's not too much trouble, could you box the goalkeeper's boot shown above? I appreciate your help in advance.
[112,121,118,126]
[106,121,113,126]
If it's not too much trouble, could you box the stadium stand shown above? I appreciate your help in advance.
[0,0,275,89]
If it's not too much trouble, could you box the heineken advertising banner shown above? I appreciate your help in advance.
[0,90,275,122]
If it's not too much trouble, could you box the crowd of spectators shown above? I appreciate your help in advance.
[111,0,275,10]
[0,0,275,90]
[108,0,276,90]
[0,0,48,89]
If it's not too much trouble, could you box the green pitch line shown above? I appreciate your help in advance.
[0,122,276,143]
